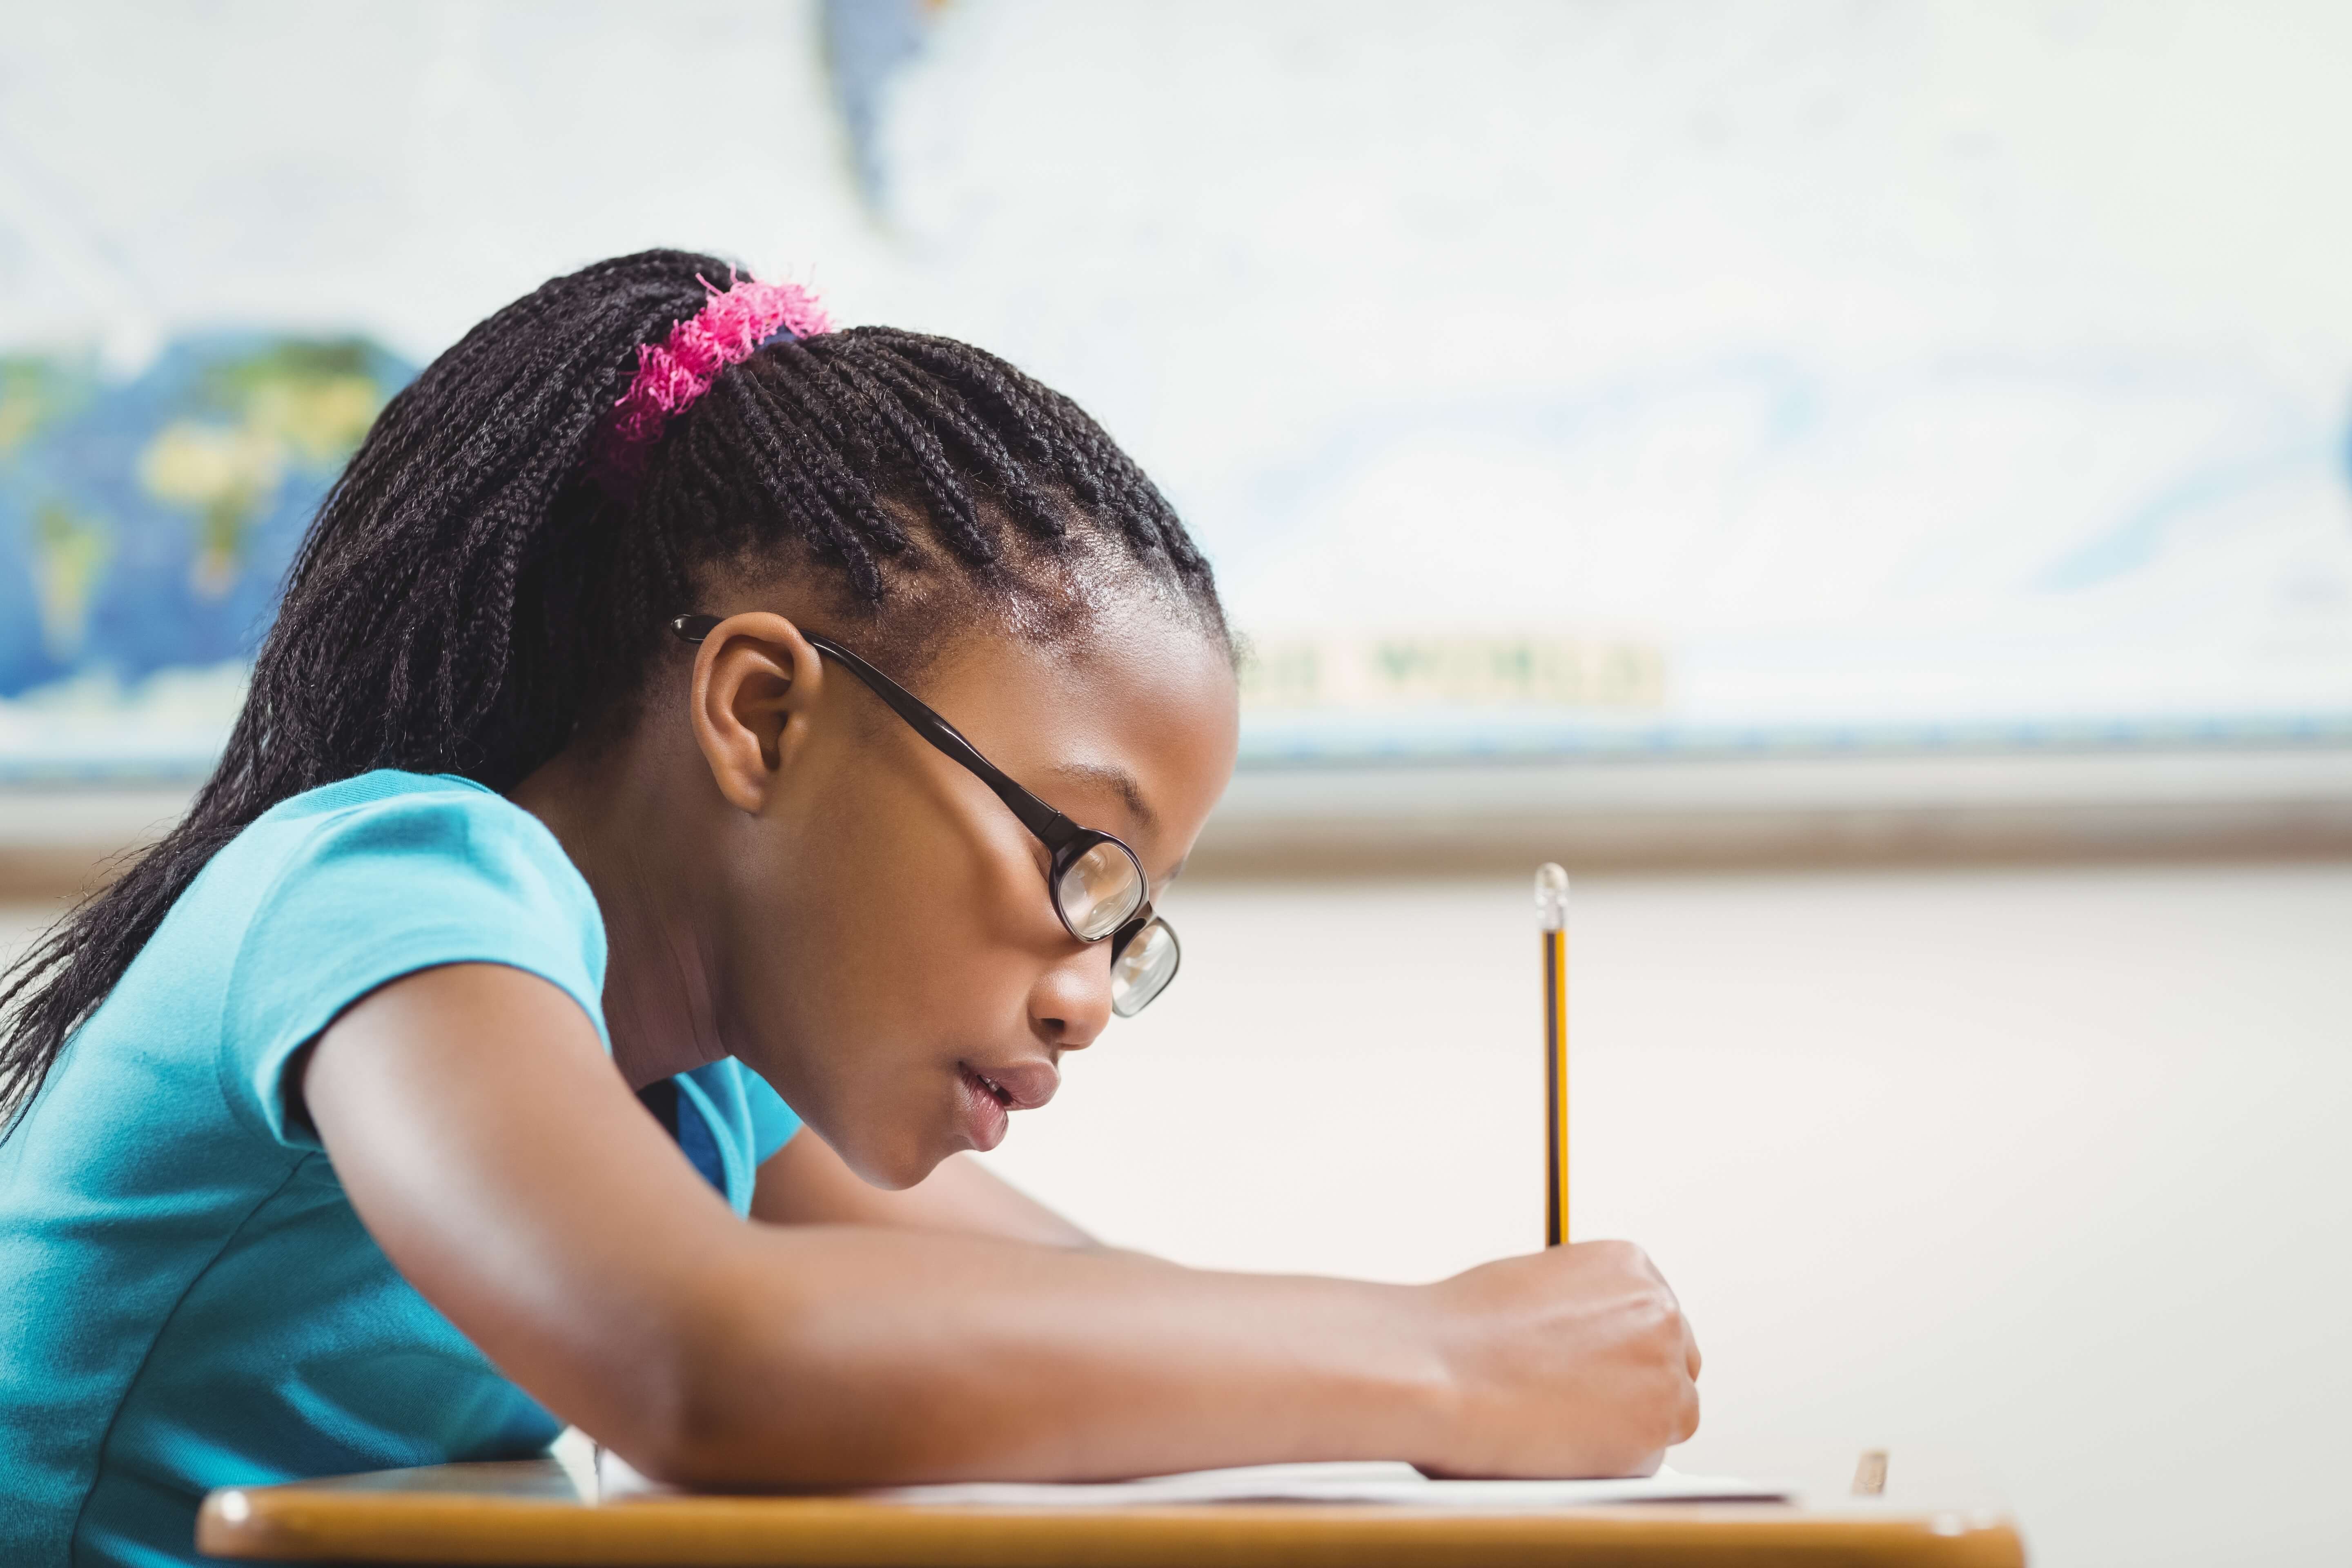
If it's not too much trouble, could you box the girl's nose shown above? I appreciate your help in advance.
[1029,947,1113,1053]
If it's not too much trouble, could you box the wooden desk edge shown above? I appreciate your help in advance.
[199,1463,2027,1568]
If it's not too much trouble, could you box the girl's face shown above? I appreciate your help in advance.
[695,601,1238,1189]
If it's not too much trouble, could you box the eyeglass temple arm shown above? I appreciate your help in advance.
[668,617,1078,849]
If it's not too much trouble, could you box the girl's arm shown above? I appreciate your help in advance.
[751,1134,1095,1248]
[303,962,1699,1490]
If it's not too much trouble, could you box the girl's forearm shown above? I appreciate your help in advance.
[751,1137,1097,1249]
[654,1225,1450,1488]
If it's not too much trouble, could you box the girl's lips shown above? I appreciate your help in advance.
[962,1058,1059,1111]
[954,1059,1059,1153]
[956,1065,1011,1152]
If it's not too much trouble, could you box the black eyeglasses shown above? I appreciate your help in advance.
[669,615,1181,1017]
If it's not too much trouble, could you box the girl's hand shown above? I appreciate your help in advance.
[1417,1242,1702,1479]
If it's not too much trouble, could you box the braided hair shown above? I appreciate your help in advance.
[0,249,1229,1129]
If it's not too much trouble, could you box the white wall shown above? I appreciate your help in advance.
[12,860,2346,1566]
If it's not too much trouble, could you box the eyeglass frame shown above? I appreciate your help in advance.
[666,615,1179,1008]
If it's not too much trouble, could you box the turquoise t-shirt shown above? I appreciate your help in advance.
[0,771,802,1568]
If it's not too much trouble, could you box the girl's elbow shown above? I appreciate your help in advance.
[601,1289,838,1488]
[587,1365,768,1490]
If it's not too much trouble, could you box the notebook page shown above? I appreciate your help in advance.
[596,1452,1793,1508]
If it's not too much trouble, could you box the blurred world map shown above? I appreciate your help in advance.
[0,339,409,779]
[5,1,2352,781]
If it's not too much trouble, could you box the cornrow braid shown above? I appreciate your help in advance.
[0,248,1229,1132]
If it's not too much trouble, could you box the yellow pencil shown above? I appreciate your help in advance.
[1536,862,1570,1247]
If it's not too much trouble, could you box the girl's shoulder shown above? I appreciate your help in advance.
[209,765,607,1023]
[106,767,611,1149]
[245,767,555,858]
[216,768,595,942]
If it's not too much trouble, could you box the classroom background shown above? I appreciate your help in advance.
[2,3,2347,1564]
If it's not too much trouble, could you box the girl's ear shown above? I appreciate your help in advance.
[688,613,829,814]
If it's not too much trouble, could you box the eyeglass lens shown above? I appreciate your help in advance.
[1056,839,1146,941]
[1110,919,1180,1017]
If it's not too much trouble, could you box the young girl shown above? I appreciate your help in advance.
[0,251,1699,1567]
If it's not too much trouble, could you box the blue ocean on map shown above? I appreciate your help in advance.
[0,336,412,703]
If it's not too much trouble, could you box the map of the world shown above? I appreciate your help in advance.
[0,338,409,780]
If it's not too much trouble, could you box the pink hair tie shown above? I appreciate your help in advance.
[595,272,833,489]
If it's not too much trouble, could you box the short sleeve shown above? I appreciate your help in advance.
[742,1067,803,1165]
[219,783,608,1151]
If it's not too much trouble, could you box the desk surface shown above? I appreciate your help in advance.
[198,1459,2026,1567]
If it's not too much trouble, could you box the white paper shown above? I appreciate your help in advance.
[597,1451,1790,1509]
[865,1461,1791,1509]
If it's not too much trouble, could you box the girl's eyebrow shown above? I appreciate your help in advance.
[1049,761,1159,835]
